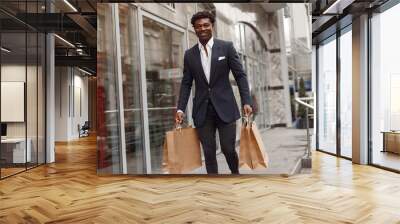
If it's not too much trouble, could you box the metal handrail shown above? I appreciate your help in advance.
[295,96,314,109]
[295,96,314,164]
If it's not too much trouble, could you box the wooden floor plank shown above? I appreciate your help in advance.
[0,135,400,223]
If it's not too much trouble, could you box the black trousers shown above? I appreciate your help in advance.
[196,101,239,174]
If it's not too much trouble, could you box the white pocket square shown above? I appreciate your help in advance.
[218,56,226,61]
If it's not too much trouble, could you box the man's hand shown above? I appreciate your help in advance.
[243,104,252,117]
[175,111,184,125]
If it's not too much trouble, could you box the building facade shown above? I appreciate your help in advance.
[97,2,297,174]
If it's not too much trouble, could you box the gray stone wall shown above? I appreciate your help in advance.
[265,12,291,126]
[136,3,292,127]
[214,4,291,127]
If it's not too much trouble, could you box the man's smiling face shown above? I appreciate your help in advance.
[193,18,213,44]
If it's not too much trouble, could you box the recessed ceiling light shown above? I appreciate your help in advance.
[1,47,11,53]
[322,0,354,15]
[54,34,75,48]
[63,0,78,12]
[78,67,93,76]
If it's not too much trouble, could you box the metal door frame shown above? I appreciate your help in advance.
[138,8,188,174]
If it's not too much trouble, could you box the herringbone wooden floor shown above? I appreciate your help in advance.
[1,135,400,223]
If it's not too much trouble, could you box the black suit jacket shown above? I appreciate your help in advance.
[177,38,252,127]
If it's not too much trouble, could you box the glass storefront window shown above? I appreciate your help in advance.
[1,32,27,177]
[38,33,45,165]
[339,28,352,158]
[0,1,46,179]
[142,16,185,173]
[238,23,269,129]
[371,4,400,171]
[188,31,197,49]
[188,31,198,118]
[317,36,337,154]
[27,31,38,169]
[245,26,258,58]
[118,4,145,174]
[97,4,123,174]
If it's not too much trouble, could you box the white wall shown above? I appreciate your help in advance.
[71,73,89,138]
[1,82,25,122]
[1,65,30,138]
[55,66,69,141]
[1,65,26,128]
[55,67,89,141]
[1,65,26,81]
[2,63,46,164]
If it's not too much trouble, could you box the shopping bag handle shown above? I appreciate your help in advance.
[175,122,183,132]
[242,114,254,127]
[175,121,192,131]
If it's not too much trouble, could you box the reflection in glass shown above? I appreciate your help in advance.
[188,31,197,49]
[38,33,46,165]
[97,4,122,174]
[340,29,352,158]
[318,37,337,154]
[0,1,46,178]
[237,23,269,129]
[118,4,145,173]
[142,16,185,173]
[371,5,400,171]
[1,32,27,177]
[187,31,198,119]
[27,31,38,169]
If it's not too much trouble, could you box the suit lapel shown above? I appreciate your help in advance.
[193,45,209,86]
[209,40,220,87]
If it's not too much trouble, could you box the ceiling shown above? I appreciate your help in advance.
[0,0,97,74]
[311,0,390,44]
[7,0,394,71]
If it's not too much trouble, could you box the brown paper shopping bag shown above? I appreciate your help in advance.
[239,117,269,170]
[162,125,202,174]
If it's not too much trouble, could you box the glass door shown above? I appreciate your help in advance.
[141,13,186,173]
[0,1,46,178]
[1,32,27,177]
[97,4,124,174]
[118,4,145,174]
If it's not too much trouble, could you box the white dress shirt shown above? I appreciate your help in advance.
[198,37,214,83]
[177,37,214,114]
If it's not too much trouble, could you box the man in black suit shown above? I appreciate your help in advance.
[175,11,253,174]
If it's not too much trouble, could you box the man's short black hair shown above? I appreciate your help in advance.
[191,11,215,26]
